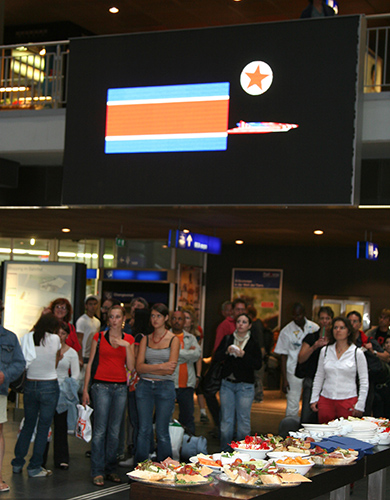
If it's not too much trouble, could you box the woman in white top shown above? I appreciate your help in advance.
[12,313,61,478]
[43,322,80,470]
[310,316,369,423]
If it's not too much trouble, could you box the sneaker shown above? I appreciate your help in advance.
[119,457,134,467]
[28,468,52,478]
[200,413,209,422]
[12,466,23,474]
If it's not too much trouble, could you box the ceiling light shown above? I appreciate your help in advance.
[30,238,36,246]
[183,229,190,233]
[39,48,46,56]
[314,230,324,235]
[235,239,244,245]
[109,7,119,13]
[61,227,71,233]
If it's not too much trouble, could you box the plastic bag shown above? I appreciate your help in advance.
[75,404,93,443]
[181,433,208,462]
[169,420,185,461]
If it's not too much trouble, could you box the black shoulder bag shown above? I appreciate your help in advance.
[90,331,103,386]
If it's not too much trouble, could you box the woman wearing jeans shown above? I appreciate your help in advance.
[83,305,134,487]
[12,313,61,478]
[135,303,179,463]
[214,313,262,451]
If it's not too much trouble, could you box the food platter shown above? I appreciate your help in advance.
[189,456,221,471]
[127,472,214,487]
[217,473,300,489]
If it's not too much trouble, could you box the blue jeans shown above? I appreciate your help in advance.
[135,378,175,463]
[219,379,254,451]
[12,380,59,476]
[90,382,127,477]
[176,387,195,435]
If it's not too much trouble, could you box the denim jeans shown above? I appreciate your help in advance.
[176,387,195,435]
[219,379,254,451]
[90,382,127,477]
[135,378,175,463]
[12,380,59,476]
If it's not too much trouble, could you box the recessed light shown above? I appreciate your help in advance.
[61,227,71,233]
[314,230,324,235]
[30,238,36,246]
[183,229,190,233]
[235,239,244,245]
[109,7,119,14]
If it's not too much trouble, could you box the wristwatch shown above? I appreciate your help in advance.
[374,350,378,356]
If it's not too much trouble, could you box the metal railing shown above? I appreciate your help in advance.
[0,40,69,110]
[0,15,388,110]
[365,14,390,93]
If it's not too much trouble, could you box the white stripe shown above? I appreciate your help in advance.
[106,132,227,141]
[107,95,229,105]
[66,484,130,500]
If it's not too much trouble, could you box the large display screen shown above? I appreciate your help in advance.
[63,16,362,206]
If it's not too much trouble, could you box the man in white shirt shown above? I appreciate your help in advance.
[76,295,101,362]
[274,303,318,417]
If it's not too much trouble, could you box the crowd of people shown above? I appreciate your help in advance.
[1,295,390,493]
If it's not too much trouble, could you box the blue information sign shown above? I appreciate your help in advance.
[356,241,379,260]
[169,230,222,255]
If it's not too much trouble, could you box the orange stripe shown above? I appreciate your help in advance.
[105,100,229,136]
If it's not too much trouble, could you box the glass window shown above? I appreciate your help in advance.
[57,239,99,268]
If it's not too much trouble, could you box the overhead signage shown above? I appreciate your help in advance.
[169,230,222,255]
[356,241,379,260]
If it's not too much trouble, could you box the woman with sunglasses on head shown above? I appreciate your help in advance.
[46,298,82,364]
[310,316,369,423]
[135,303,180,464]
[82,305,134,487]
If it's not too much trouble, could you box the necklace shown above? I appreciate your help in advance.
[152,329,168,344]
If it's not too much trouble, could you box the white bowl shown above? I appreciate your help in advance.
[267,451,311,460]
[274,458,314,476]
[235,446,273,460]
[212,452,250,465]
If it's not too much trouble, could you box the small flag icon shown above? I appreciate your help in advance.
[105,83,230,154]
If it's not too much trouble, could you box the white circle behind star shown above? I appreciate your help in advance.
[240,61,273,96]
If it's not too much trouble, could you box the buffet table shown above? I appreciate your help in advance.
[129,445,390,500]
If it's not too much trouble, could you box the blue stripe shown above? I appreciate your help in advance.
[107,83,230,102]
[105,136,228,153]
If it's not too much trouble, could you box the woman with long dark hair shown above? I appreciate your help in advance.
[12,313,61,477]
[310,316,369,423]
[135,303,180,463]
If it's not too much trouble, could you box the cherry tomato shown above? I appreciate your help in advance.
[245,435,252,444]
[233,458,242,465]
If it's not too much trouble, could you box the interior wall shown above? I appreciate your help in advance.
[203,244,390,355]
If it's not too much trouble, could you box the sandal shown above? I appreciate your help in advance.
[0,481,10,492]
[93,475,104,487]
[106,473,121,483]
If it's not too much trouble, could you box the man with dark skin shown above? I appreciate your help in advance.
[274,303,318,417]
[171,311,201,434]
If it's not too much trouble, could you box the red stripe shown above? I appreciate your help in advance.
[106,100,229,136]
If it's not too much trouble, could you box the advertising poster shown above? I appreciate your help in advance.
[2,262,75,338]
[177,264,202,319]
[232,268,283,331]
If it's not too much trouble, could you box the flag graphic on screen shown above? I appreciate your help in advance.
[105,83,230,154]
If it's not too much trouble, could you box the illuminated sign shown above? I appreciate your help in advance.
[102,269,169,281]
[169,230,222,255]
[357,241,379,260]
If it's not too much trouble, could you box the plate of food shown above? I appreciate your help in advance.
[309,447,359,466]
[230,435,273,459]
[189,453,223,470]
[128,459,214,486]
[217,462,311,489]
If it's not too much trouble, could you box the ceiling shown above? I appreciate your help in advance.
[4,0,390,39]
[1,1,390,248]
[0,205,388,248]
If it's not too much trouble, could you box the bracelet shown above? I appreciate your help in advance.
[196,375,201,379]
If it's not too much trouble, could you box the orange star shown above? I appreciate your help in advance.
[245,65,269,90]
